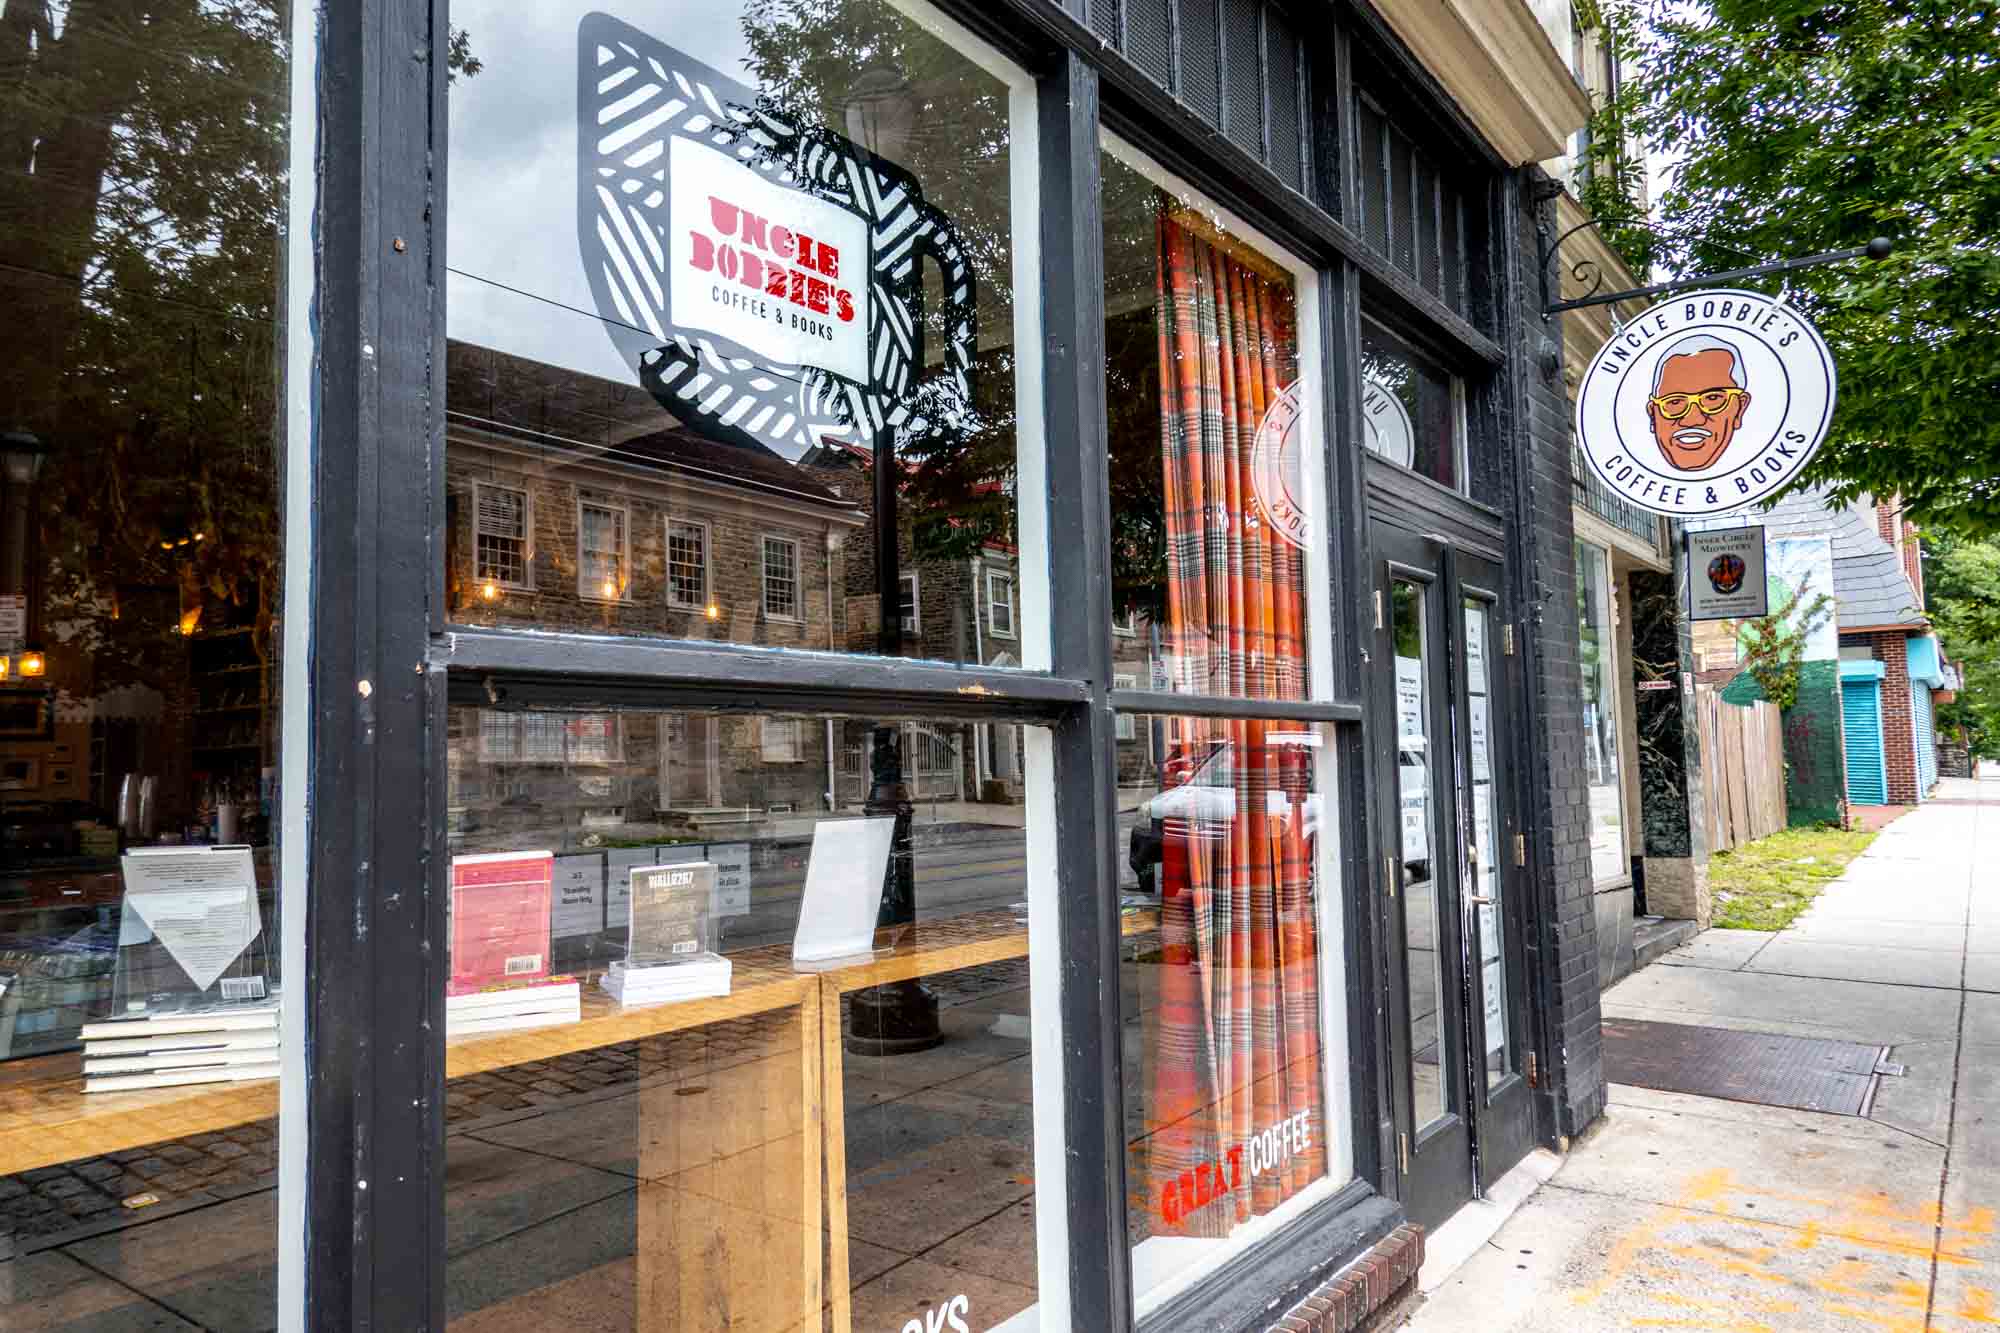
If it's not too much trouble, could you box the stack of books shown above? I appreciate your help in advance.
[600,955,731,1006]
[445,975,581,1035]
[80,1001,281,1093]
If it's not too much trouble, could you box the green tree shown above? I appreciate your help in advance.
[1925,532,2000,758]
[1611,0,2000,536]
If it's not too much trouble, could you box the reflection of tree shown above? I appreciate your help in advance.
[1,0,290,685]
[738,0,1017,558]
[0,4,476,686]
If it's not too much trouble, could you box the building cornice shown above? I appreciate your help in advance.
[1366,0,1593,163]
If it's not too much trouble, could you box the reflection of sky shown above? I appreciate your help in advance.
[447,1,752,387]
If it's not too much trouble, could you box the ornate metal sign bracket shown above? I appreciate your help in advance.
[1538,213,1892,319]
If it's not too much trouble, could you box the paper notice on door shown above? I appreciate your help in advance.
[119,847,261,993]
[1395,656,1424,742]
[1473,790,1495,871]
[1464,604,1488,693]
[793,817,895,963]
[1482,958,1506,1056]
[1469,697,1491,782]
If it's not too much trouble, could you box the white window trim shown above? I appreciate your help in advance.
[664,515,712,610]
[1111,608,1137,636]
[472,481,534,591]
[576,498,631,603]
[987,569,1018,639]
[761,533,804,623]
[899,570,921,636]
[1113,675,1137,739]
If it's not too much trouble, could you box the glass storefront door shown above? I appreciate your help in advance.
[1372,525,1532,1228]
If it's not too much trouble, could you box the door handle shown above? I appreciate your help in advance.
[1467,894,1494,906]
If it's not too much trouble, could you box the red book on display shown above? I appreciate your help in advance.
[449,851,554,997]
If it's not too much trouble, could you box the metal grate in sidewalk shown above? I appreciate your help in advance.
[1601,1019,1888,1116]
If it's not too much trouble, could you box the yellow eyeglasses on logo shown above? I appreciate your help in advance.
[1649,388,1748,420]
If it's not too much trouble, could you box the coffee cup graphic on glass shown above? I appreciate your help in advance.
[577,13,977,461]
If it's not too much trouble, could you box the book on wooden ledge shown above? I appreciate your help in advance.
[599,955,731,1006]
[444,974,580,1036]
[85,1061,283,1095]
[79,996,283,1094]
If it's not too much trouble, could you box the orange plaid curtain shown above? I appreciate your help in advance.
[1143,210,1325,1237]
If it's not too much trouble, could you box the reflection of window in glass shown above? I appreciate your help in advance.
[988,570,1016,637]
[666,518,709,609]
[661,713,720,807]
[479,711,622,764]
[579,502,627,600]
[1101,142,1317,704]
[898,572,920,635]
[1114,675,1137,738]
[1361,319,1465,493]
[761,717,803,764]
[1575,541,1626,883]
[1112,608,1138,636]
[475,484,531,587]
[763,536,800,620]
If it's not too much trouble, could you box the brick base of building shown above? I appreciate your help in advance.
[1269,1223,1425,1332]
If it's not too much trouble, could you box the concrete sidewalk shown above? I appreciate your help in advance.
[1406,775,1997,1331]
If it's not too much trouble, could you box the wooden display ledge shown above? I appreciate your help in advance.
[0,958,812,1177]
[0,901,1164,1332]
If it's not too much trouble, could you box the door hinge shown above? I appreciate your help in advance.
[1503,623,1516,656]
[1526,1050,1539,1089]
[1384,852,1398,899]
[1373,589,1384,631]
[1513,833,1526,867]
[1398,1131,1410,1174]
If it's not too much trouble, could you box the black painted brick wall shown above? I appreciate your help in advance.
[1504,169,1605,1140]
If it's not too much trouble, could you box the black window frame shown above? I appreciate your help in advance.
[303,0,1524,1327]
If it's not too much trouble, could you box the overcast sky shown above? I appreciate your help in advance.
[446,1,755,387]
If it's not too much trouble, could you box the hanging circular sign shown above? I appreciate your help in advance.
[1251,380,1310,551]
[1362,374,1415,469]
[1574,287,1836,517]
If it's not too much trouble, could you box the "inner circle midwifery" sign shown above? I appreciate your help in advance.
[1574,288,1837,517]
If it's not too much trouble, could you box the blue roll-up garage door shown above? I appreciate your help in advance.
[1843,673,1888,806]
[1914,684,1937,794]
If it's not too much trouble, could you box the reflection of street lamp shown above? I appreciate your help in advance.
[1,429,49,601]
[842,67,942,1057]
[1,430,49,676]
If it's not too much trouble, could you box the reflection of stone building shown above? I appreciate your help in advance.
[442,344,865,837]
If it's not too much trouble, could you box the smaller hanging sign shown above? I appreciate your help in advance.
[1575,288,1837,517]
[1686,525,1769,621]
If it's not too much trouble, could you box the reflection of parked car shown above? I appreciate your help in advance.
[1128,740,1321,894]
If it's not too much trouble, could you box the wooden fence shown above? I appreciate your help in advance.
[1696,686,1789,852]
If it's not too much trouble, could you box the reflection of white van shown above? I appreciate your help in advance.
[1127,739,1321,892]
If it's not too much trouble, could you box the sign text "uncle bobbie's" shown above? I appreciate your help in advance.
[1574,288,1837,519]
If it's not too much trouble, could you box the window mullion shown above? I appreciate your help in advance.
[1036,50,1132,1331]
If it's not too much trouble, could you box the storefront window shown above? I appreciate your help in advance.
[1576,541,1626,883]
[1119,713,1345,1311]
[445,0,1039,671]
[442,702,1051,1329]
[1100,139,1328,704]
[1361,321,1465,494]
[0,1,302,1323]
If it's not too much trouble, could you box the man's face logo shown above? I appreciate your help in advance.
[1648,344,1752,472]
